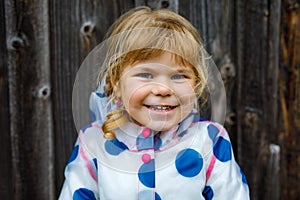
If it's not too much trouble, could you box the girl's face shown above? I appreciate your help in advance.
[118,52,196,132]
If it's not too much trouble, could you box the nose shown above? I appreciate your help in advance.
[151,83,173,96]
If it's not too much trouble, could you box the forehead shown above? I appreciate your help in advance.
[127,51,194,70]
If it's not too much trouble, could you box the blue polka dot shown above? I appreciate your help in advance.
[138,159,155,188]
[240,169,248,184]
[139,190,161,200]
[67,145,79,164]
[207,124,219,141]
[175,148,203,177]
[155,192,161,200]
[105,138,128,156]
[213,137,232,162]
[73,188,96,200]
[202,186,214,200]
[93,158,98,170]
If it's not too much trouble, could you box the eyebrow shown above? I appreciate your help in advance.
[175,68,193,74]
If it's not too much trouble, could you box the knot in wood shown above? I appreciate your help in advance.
[37,85,51,99]
[245,111,258,127]
[80,21,95,37]
[220,62,236,81]
[7,35,26,51]
[225,112,236,126]
[161,1,170,8]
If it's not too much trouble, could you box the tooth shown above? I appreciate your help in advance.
[148,105,174,111]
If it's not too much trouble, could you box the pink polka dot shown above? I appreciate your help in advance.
[142,154,151,163]
[142,128,151,138]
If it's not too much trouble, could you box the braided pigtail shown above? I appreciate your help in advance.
[102,108,127,140]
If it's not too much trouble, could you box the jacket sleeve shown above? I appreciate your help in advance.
[59,131,99,200]
[202,123,250,200]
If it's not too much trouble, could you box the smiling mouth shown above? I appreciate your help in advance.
[144,105,177,112]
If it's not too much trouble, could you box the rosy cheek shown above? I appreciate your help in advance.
[128,88,147,104]
[122,85,146,107]
[176,90,195,106]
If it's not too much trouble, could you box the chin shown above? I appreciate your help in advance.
[145,122,177,132]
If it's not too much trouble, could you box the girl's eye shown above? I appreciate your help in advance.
[137,73,153,79]
[171,74,187,80]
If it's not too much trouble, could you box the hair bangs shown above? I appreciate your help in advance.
[116,27,201,68]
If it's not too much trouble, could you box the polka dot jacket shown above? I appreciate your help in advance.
[59,110,250,200]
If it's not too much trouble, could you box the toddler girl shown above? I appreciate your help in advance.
[59,6,250,200]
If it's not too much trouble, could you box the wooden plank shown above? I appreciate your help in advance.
[235,0,281,199]
[0,0,13,199]
[279,0,300,198]
[264,1,281,199]
[236,1,266,198]
[179,0,210,50]
[50,0,135,197]
[4,0,54,199]
[135,0,178,12]
[235,0,246,165]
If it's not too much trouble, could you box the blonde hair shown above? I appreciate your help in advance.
[99,6,208,140]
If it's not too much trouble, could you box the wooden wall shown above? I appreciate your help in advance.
[0,0,299,199]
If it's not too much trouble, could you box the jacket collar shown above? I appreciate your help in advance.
[113,109,198,151]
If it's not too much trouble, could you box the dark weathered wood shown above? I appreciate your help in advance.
[0,0,13,199]
[235,0,281,199]
[235,0,246,165]
[236,0,263,198]
[179,0,210,51]
[4,0,54,199]
[135,0,178,12]
[265,1,281,199]
[50,0,135,197]
[279,0,300,198]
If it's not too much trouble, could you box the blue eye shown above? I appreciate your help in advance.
[171,74,186,80]
[137,73,153,79]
